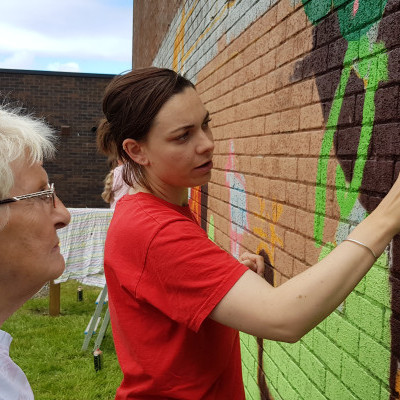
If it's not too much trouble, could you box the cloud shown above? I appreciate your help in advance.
[0,51,35,69]
[0,22,131,61]
[46,61,80,73]
[0,0,132,71]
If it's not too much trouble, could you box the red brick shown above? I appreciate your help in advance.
[279,108,300,133]
[265,69,278,93]
[269,180,286,202]
[307,184,317,212]
[260,48,277,77]
[285,230,305,260]
[232,51,245,74]
[286,181,308,209]
[257,135,273,156]
[293,26,314,58]
[250,156,264,172]
[291,79,314,108]
[293,259,309,276]
[242,42,260,66]
[265,113,281,134]
[300,103,325,130]
[278,204,296,228]
[277,0,294,23]
[325,187,341,220]
[309,130,325,156]
[268,19,287,50]
[297,158,318,184]
[279,157,298,181]
[270,134,290,155]
[286,8,308,39]
[218,33,228,53]
[275,247,294,277]
[323,216,340,244]
[274,86,293,111]
[305,238,323,265]
[275,61,296,90]
[276,36,295,67]
[287,132,311,156]
[252,116,266,137]
[133,0,181,68]
[295,209,314,239]
[248,176,270,198]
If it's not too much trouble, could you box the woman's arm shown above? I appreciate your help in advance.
[210,174,400,342]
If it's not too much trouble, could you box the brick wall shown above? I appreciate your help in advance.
[134,0,400,399]
[133,0,183,68]
[0,69,114,208]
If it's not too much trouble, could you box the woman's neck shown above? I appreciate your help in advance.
[134,184,189,207]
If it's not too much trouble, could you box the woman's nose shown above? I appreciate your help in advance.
[54,197,71,229]
[197,130,214,154]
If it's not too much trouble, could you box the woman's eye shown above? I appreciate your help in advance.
[177,132,189,141]
[202,118,212,129]
[39,193,52,202]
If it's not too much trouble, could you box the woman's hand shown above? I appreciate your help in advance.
[239,252,265,277]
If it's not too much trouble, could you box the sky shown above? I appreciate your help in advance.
[0,0,133,75]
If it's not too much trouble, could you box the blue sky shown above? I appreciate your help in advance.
[0,0,133,75]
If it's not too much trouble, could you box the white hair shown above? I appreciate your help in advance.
[0,105,56,229]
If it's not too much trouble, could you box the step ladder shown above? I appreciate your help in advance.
[81,284,110,351]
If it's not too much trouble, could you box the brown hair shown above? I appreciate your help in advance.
[97,67,195,191]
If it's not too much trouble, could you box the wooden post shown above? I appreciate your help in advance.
[49,281,60,316]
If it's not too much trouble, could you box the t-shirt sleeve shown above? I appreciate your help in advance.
[135,219,248,332]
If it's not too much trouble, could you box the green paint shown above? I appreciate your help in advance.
[208,214,215,242]
[359,332,391,382]
[302,0,332,24]
[256,2,392,399]
[240,333,261,400]
[342,353,381,399]
[303,0,387,42]
[314,66,351,244]
[337,0,388,42]
[314,37,388,245]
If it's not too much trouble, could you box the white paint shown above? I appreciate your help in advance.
[153,0,280,83]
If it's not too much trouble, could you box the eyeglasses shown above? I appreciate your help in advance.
[0,183,56,208]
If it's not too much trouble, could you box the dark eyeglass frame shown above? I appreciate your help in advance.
[0,183,56,208]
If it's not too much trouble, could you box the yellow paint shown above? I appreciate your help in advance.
[188,186,201,224]
[253,198,284,285]
[395,367,400,395]
[173,0,236,72]
[173,6,186,72]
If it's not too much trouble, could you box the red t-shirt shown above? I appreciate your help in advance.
[104,193,248,399]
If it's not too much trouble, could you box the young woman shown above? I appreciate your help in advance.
[97,67,400,399]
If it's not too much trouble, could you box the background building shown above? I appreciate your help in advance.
[0,69,114,207]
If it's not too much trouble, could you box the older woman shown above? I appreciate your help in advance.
[0,105,70,399]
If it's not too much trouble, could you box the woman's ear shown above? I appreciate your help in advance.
[123,139,149,166]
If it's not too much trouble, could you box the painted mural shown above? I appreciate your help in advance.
[291,1,399,399]
[225,140,249,259]
[150,0,400,398]
[253,197,284,400]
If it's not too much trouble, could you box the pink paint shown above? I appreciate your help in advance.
[352,0,359,17]
[225,140,249,259]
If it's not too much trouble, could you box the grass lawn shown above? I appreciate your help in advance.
[2,280,122,400]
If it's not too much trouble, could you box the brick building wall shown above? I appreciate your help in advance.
[133,0,183,68]
[134,0,400,399]
[0,69,114,208]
